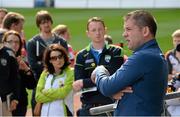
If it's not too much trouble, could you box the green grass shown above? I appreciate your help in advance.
[6,8,180,55]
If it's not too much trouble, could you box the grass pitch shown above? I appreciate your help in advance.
[6,8,180,109]
[7,8,180,55]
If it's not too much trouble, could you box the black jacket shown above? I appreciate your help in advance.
[0,46,20,101]
[18,66,36,105]
[75,43,124,104]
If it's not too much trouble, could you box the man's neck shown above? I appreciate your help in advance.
[92,41,105,50]
[0,43,3,49]
[40,32,52,40]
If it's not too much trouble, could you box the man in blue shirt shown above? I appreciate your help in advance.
[91,10,168,116]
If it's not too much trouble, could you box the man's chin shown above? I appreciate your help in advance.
[44,29,51,33]
[127,45,132,50]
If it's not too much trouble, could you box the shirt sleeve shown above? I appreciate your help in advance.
[42,69,74,100]
[35,71,54,103]
[75,52,96,88]
[95,53,145,97]
[10,54,21,101]
[20,63,36,89]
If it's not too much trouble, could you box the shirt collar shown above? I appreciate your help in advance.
[134,39,157,52]
[91,45,103,54]
[86,41,110,52]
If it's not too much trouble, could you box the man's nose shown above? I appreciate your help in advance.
[122,31,127,37]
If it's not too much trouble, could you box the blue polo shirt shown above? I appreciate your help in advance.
[90,44,103,64]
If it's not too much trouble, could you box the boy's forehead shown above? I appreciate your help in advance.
[41,19,50,22]
[173,37,180,40]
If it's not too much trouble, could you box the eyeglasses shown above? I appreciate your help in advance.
[6,40,20,45]
[50,54,64,61]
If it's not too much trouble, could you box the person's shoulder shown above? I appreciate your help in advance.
[137,48,154,56]
[65,66,74,73]
[165,49,174,59]
[64,67,74,79]
[131,50,160,67]
[75,48,90,62]
[68,44,74,52]
[3,47,16,58]
[132,49,151,60]
[138,48,165,62]
[76,47,89,56]
[68,44,73,49]
[40,70,49,77]
[54,33,65,41]
[28,34,41,43]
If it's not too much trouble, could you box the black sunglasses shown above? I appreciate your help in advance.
[50,54,64,61]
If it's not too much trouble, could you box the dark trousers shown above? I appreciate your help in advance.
[77,104,113,116]
[12,102,27,116]
[31,88,36,116]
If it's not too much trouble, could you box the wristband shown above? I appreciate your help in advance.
[24,68,31,74]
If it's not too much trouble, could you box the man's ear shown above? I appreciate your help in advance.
[143,26,150,37]
[86,30,90,38]
[105,27,107,34]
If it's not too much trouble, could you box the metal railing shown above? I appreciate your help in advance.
[90,91,180,115]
